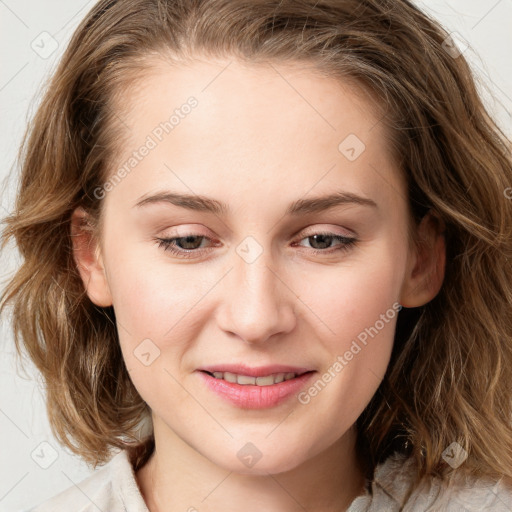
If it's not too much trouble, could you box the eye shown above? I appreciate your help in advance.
[293,232,357,255]
[154,230,357,259]
[154,234,214,259]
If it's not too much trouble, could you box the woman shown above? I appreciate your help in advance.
[2,0,512,510]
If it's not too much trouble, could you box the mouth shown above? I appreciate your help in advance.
[200,369,315,386]
[197,368,317,409]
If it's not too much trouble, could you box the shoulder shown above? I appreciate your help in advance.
[25,449,149,512]
[348,452,512,512]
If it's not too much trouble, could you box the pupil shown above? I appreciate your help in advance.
[310,234,332,249]
[179,236,202,249]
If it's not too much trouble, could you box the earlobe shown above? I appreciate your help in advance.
[399,211,446,308]
[70,207,113,307]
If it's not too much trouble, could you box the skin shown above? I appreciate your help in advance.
[71,57,446,512]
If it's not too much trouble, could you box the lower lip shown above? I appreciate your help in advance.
[197,371,316,409]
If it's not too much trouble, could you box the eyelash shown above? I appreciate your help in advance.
[154,231,357,259]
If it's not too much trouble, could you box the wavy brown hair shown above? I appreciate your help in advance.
[1,0,512,506]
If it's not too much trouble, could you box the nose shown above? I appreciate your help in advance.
[216,247,297,345]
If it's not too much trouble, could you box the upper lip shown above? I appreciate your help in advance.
[198,364,314,377]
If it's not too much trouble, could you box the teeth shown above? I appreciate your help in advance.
[256,375,276,386]
[237,374,256,385]
[222,371,238,383]
[210,371,299,386]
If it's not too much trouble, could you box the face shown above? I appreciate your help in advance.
[73,57,444,475]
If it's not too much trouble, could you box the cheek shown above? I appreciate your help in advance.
[105,239,206,335]
[294,241,404,410]
[105,249,202,408]
[300,239,405,347]
[102,238,212,393]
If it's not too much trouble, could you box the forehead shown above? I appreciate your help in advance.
[118,56,383,139]
[105,56,405,214]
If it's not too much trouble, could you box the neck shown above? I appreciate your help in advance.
[136,419,367,512]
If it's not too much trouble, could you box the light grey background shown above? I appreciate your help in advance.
[1,1,511,510]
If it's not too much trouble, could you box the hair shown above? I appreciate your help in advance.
[1,0,512,506]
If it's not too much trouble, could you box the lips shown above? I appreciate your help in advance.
[198,369,316,409]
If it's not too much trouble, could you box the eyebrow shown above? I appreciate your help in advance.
[133,190,378,215]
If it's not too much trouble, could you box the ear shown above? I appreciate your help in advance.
[70,207,113,307]
[399,210,446,308]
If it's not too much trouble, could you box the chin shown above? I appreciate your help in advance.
[209,446,306,476]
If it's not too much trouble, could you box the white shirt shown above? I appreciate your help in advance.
[26,449,512,511]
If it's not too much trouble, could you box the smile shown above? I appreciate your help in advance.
[205,371,301,386]
[197,370,316,409]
